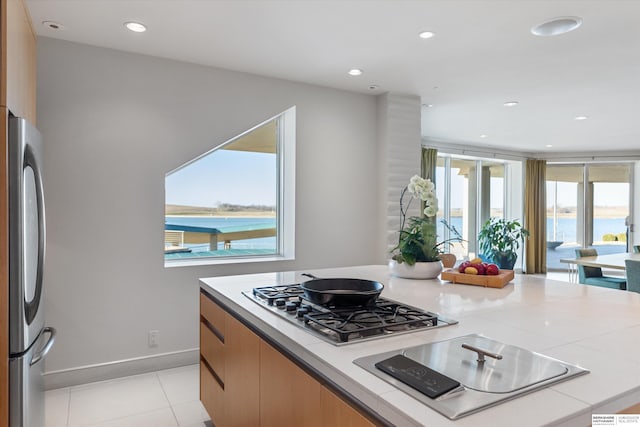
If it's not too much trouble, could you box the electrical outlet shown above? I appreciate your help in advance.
[148,330,159,348]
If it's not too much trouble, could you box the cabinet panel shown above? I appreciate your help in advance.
[199,290,377,427]
[200,321,225,383]
[200,360,224,427]
[620,402,640,414]
[224,315,260,427]
[260,341,323,427]
[5,0,36,122]
[200,293,225,338]
[321,386,375,427]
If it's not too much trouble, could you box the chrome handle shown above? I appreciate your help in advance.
[23,144,46,324]
[462,343,503,364]
[31,327,56,366]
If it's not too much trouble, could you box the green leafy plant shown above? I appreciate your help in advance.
[477,218,529,269]
[391,175,462,265]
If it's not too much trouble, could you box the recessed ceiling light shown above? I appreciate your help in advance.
[545,144,553,148]
[42,21,63,30]
[368,85,379,90]
[480,134,489,139]
[348,69,363,76]
[531,16,582,37]
[421,103,434,108]
[503,101,519,107]
[575,115,588,121]
[124,21,147,33]
[418,31,435,39]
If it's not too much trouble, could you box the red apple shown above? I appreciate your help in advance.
[474,263,486,275]
[458,261,471,273]
[486,264,500,275]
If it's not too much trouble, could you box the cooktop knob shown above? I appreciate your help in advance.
[275,298,287,308]
[285,301,298,312]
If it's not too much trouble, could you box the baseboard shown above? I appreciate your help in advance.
[44,348,199,390]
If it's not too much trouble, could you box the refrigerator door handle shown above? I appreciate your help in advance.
[30,327,56,366]
[23,143,46,325]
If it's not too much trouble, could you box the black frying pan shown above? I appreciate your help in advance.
[300,273,384,306]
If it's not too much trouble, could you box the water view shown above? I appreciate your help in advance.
[166,216,277,252]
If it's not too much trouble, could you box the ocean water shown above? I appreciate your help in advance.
[443,217,626,244]
[546,217,626,243]
[167,215,628,253]
[165,216,277,251]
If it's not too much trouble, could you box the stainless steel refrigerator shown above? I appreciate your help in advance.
[8,116,56,427]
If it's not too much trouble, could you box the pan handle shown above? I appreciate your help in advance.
[301,273,318,279]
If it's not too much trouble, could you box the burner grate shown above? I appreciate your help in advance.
[252,285,304,305]
[243,284,457,345]
[303,302,439,342]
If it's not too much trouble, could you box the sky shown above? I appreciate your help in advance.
[165,149,276,208]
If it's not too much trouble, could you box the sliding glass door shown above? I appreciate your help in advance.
[546,163,632,269]
[436,155,508,263]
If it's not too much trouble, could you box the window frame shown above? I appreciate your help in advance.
[436,153,513,260]
[164,107,296,268]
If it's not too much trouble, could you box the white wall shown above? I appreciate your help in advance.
[37,37,382,381]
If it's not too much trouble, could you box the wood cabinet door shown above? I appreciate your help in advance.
[4,0,37,122]
[320,386,375,427]
[200,360,225,427]
[260,341,323,427]
[224,315,260,427]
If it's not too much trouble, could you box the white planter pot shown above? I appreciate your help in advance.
[388,259,443,279]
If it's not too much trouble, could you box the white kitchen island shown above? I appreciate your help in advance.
[199,265,640,427]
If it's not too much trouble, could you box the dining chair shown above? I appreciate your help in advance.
[624,259,640,293]
[574,248,627,290]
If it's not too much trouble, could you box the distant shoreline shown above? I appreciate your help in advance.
[166,213,275,218]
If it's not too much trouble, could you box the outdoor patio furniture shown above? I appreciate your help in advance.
[574,248,627,290]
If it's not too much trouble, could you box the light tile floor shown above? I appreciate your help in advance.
[45,364,212,427]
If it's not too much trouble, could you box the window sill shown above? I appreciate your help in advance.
[164,254,294,268]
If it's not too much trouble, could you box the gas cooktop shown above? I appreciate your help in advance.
[243,284,457,345]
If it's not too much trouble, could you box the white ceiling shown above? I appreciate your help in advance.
[26,0,640,153]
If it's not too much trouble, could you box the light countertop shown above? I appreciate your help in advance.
[199,265,640,427]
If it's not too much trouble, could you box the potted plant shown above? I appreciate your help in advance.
[477,218,529,270]
[390,175,462,279]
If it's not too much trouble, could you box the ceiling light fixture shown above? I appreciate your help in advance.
[575,115,588,121]
[124,21,147,33]
[418,31,435,39]
[348,68,363,76]
[480,134,488,139]
[545,144,553,148]
[503,101,519,107]
[531,16,582,37]
[42,21,63,30]
[368,85,379,90]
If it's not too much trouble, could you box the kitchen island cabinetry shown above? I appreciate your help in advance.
[200,292,260,426]
[200,266,640,426]
[260,340,374,427]
[200,290,375,427]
